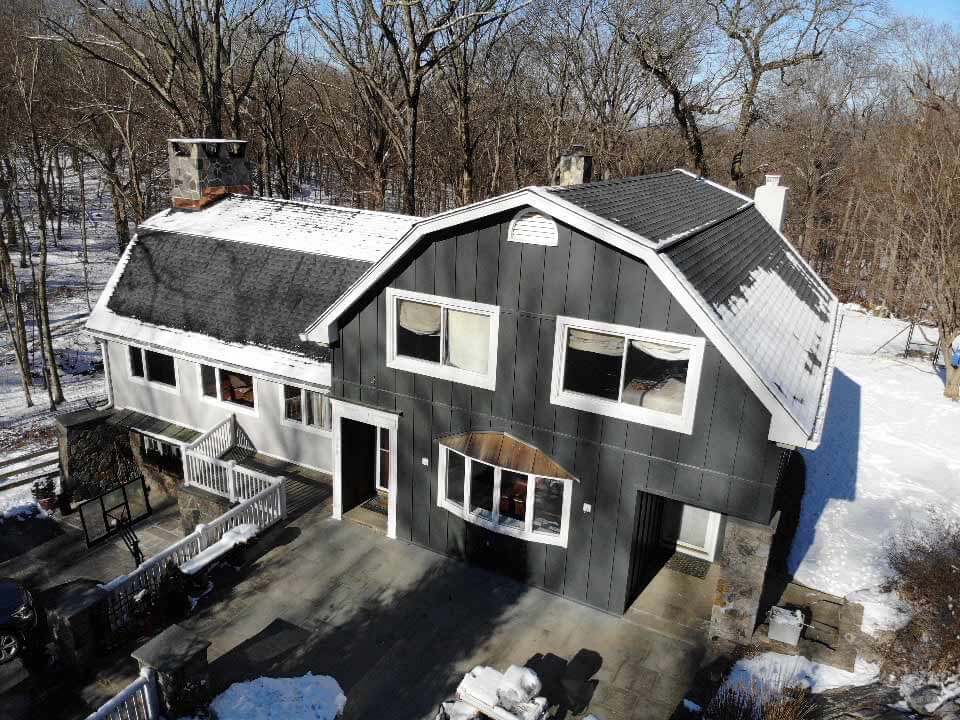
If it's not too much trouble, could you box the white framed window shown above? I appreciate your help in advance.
[385,288,499,390]
[550,316,705,434]
[281,384,332,433]
[437,446,572,547]
[128,345,179,391]
[199,363,256,412]
[662,503,722,562]
[508,209,558,246]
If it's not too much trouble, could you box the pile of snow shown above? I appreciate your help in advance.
[845,588,913,638]
[0,484,41,521]
[725,652,880,694]
[788,309,960,599]
[207,673,346,720]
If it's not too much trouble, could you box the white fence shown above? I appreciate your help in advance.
[183,414,271,501]
[100,475,286,632]
[84,669,160,720]
[187,414,234,458]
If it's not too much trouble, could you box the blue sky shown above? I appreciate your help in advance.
[892,0,959,25]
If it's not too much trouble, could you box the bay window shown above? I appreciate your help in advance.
[386,288,499,390]
[438,445,573,547]
[551,316,705,434]
[200,364,256,409]
[282,384,332,432]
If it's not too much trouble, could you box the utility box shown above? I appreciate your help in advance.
[768,606,804,646]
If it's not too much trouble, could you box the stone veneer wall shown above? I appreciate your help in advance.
[709,515,776,643]
[56,410,141,502]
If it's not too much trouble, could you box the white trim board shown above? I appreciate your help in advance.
[330,398,400,539]
[303,178,832,449]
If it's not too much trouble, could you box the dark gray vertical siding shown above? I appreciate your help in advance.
[331,209,780,614]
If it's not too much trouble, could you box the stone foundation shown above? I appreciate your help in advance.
[130,435,184,501]
[55,409,141,502]
[132,624,211,718]
[709,515,776,643]
[178,484,232,535]
[41,580,108,678]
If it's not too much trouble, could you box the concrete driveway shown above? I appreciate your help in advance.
[179,499,706,720]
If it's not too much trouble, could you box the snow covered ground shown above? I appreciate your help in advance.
[788,306,959,601]
[0,174,115,458]
[724,651,880,694]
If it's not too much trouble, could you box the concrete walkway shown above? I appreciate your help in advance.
[177,505,705,720]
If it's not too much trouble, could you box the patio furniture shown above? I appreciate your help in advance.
[456,665,548,720]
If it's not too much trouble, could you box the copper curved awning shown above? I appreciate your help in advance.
[438,431,577,481]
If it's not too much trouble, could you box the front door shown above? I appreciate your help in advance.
[340,417,378,513]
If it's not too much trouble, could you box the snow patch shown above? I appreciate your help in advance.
[846,588,913,637]
[789,310,960,598]
[205,674,346,720]
[0,484,42,520]
[725,652,880,694]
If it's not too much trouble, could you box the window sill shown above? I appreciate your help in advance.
[129,375,181,396]
[441,500,566,547]
[550,389,692,434]
[280,418,333,436]
[200,395,259,417]
[387,356,496,391]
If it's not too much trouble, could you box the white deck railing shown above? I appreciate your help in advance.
[186,414,234,458]
[84,669,160,720]
[100,477,286,632]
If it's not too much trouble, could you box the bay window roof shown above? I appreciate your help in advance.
[438,432,576,482]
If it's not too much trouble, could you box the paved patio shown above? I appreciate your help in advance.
[171,500,706,720]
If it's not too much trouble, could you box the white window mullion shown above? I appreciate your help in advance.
[524,474,535,534]
[616,336,628,403]
[492,467,502,523]
[463,457,472,519]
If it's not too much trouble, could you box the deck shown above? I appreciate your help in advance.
[219,446,332,519]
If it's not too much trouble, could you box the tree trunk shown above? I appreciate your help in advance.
[34,185,64,405]
[729,77,760,192]
[403,90,420,215]
[0,240,32,407]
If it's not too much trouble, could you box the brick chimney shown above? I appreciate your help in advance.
[753,174,788,232]
[557,145,593,186]
[167,139,251,210]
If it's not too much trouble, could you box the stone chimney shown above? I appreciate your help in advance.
[557,145,593,186]
[753,174,788,232]
[167,139,251,209]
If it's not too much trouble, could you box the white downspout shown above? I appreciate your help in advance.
[99,339,114,409]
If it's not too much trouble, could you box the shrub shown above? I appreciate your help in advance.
[705,660,817,720]
[31,477,57,502]
[881,516,960,677]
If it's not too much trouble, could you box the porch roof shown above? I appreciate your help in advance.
[438,432,577,481]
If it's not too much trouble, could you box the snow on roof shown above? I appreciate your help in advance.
[140,194,417,263]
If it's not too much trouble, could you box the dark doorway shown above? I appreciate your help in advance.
[626,490,669,607]
[341,417,378,513]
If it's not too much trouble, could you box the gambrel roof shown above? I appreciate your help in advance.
[308,170,839,449]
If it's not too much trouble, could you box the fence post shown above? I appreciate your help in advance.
[279,479,287,520]
[227,461,237,503]
[140,667,161,719]
[195,523,209,553]
[182,450,193,487]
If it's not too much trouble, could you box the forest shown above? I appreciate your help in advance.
[0,0,958,411]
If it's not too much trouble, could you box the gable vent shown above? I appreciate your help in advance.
[508,209,558,246]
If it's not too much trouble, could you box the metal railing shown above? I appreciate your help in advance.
[84,669,160,720]
[100,477,286,632]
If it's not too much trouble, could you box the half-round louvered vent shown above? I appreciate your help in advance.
[508,209,558,246]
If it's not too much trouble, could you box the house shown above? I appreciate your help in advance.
[80,139,839,642]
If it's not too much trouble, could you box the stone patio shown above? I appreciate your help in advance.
[168,498,707,720]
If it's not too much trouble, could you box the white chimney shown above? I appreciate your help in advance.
[754,174,788,232]
[557,145,593,186]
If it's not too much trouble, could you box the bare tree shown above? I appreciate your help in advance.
[44,0,296,137]
[309,0,521,214]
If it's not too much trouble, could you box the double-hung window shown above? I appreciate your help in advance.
[282,384,332,431]
[128,346,177,388]
[550,316,705,434]
[386,288,499,390]
[438,445,572,547]
[200,364,256,409]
